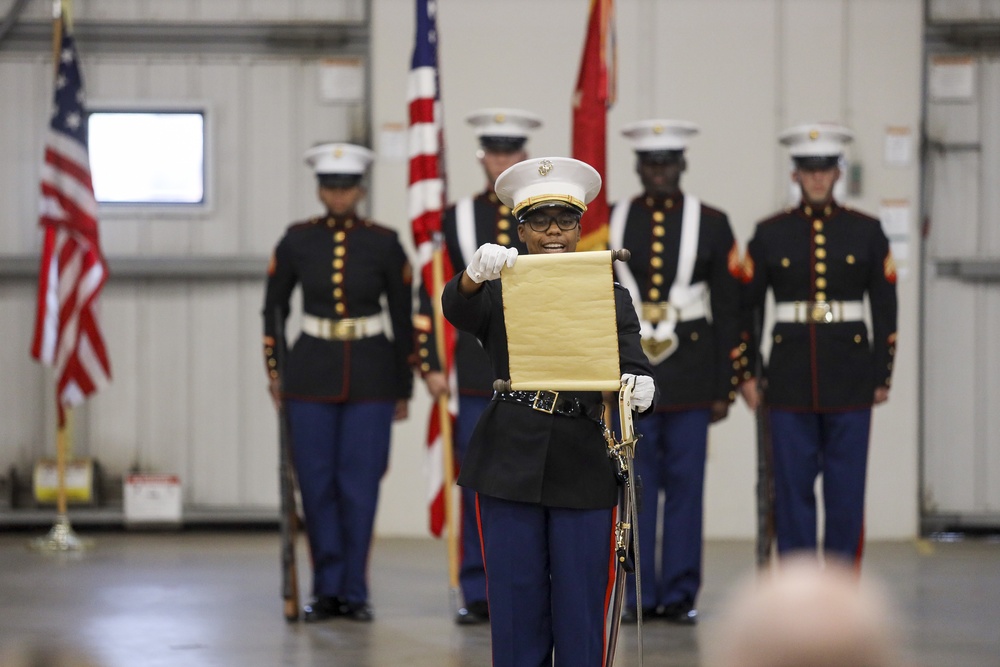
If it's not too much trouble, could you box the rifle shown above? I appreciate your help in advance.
[751,306,775,568]
[605,379,643,667]
[274,308,300,621]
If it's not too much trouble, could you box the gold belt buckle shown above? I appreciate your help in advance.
[642,302,670,324]
[809,301,833,324]
[333,318,358,340]
[532,390,559,414]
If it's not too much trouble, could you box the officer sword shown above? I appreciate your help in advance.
[605,379,643,667]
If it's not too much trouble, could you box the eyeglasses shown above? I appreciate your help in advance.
[522,214,581,233]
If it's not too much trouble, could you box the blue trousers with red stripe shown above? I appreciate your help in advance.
[768,408,872,564]
[625,408,711,611]
[285,399,394,604]
[456,395,490,606]
[477,494,615,667]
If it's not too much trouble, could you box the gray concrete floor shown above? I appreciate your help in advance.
[1,529,998,666]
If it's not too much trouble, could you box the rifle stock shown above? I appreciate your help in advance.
[274,308,300,621]
[751,305,775,568]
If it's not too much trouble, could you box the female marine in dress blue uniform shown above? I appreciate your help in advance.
[442,157,657,667]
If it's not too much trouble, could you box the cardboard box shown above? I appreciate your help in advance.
[123,473,182,524]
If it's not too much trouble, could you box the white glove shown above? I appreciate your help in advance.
[621,373,655,413]
[466,244,518,283]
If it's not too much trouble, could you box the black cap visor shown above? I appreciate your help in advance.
[317,173,363,189]
[793,155,840,171]
[637,149,684,165]
[480,136,528,153]
[517,199,585,220]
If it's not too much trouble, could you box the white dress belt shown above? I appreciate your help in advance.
[774,300,865,324]
[302,313,384,340]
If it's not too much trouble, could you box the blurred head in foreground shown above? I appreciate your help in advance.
[710,556,904,667]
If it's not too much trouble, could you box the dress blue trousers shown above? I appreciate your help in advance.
[768,408,872,565]
[456,394,490,606]
[477,494,615,667]
[625,408,710,610]
[285,399,394,603]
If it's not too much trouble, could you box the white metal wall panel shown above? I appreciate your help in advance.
[923,53,1000,522]
[192,59,243,256]
[782,1,846,124]
[86,288,141,474]
[982,59,1000,254]
[981,58,1000,512]
[189,286,242,506]
[923,281,979,513]
[140,286,191,476]
[238,281,281,507]
[643,0,780,232]
[3,0,366,22]
[0,287,46,469]
[0,57,47,252]
[246,62,298,255]
[930,0,1000,20]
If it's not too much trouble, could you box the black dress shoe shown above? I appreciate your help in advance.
[661,602,697,625]
[343,601,374,622]
[455,600,490,625]
[303,596,346,622]
[622,606,659,624]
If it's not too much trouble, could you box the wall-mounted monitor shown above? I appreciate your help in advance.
[88,109,206,206]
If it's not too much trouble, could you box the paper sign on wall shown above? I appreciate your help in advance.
[928,55,976,102]
[319,58,364,103]
[884,126,913,167]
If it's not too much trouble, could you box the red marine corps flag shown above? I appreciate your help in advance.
[407,0,457,540]
[572,0,616,251]
[31,9,111,426]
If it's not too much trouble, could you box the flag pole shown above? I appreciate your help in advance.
[431,234,461,610]
[30,0,92,554]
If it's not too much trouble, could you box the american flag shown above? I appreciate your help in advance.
[31,16,111,426]
[572,0,616,251]
[408,0,456,537]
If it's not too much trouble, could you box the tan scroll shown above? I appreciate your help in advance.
[500,250,620,391]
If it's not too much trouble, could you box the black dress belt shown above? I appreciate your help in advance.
[494,390,605,426]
